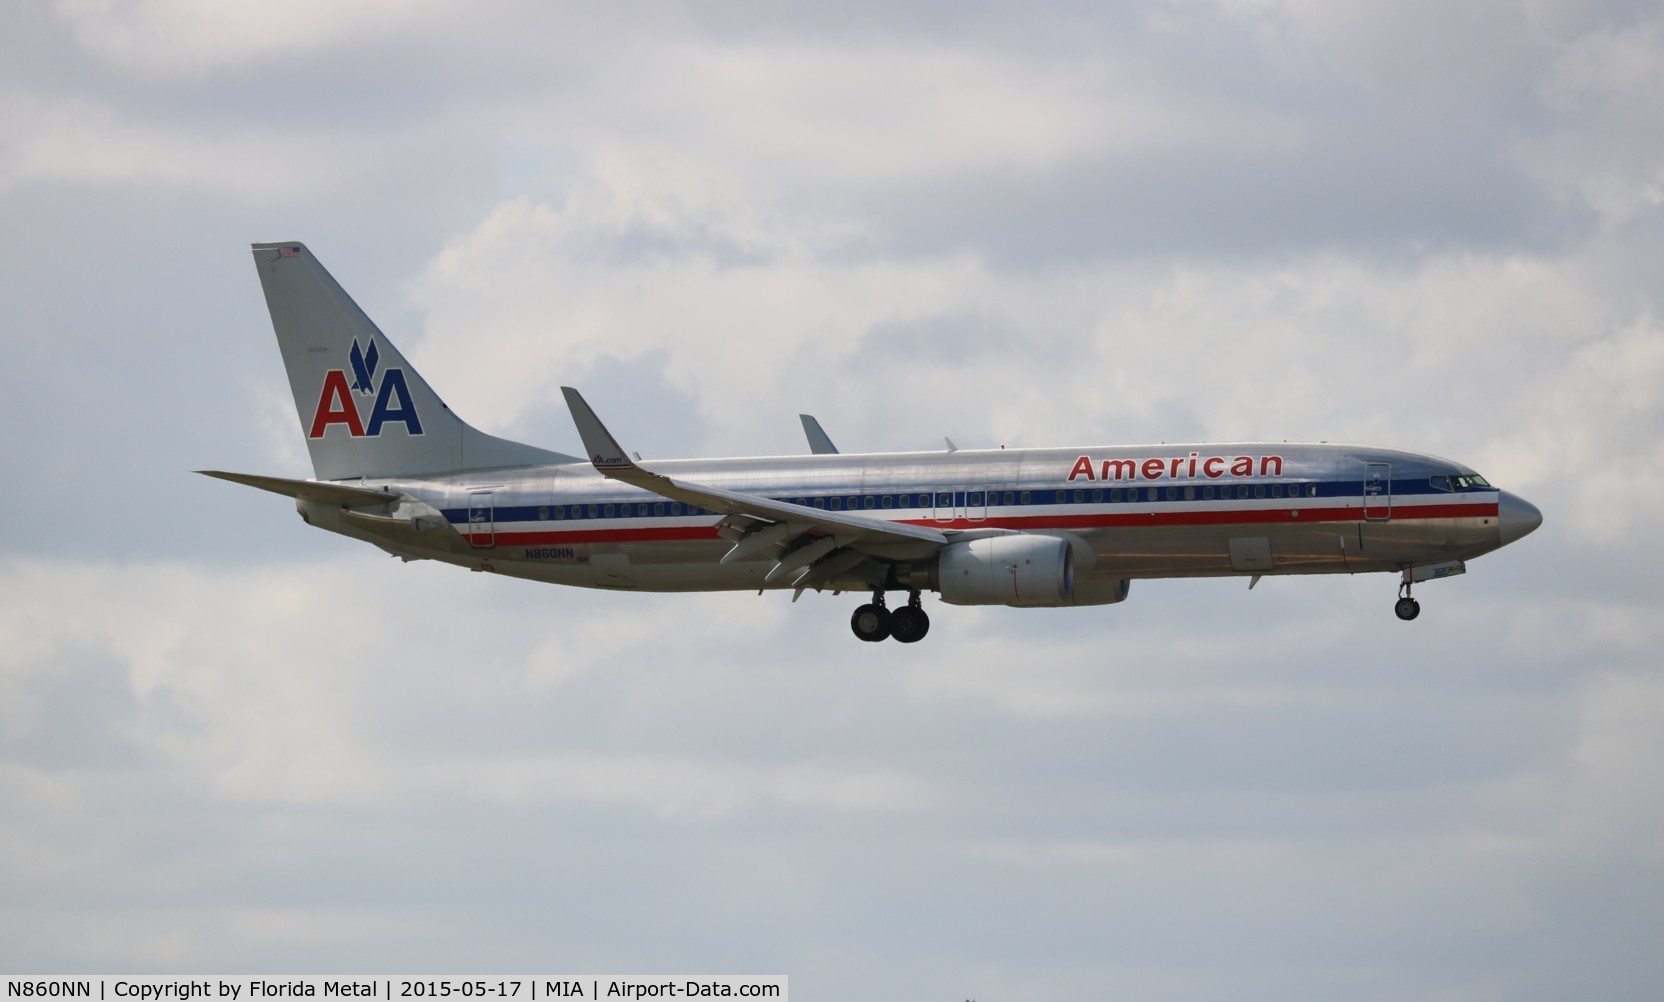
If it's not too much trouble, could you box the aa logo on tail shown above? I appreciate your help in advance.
[308,337,424,439]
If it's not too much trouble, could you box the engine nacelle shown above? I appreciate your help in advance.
[1070,571,1132,606]
[938,534,1075,607]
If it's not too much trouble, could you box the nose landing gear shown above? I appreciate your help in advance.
[851,590,931,643]
[1395,574,1421,621]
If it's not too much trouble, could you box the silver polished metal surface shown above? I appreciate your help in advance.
[208,241,1548,635]
[1497,491,1544,546]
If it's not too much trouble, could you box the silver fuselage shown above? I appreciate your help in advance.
[299,441,1527,593]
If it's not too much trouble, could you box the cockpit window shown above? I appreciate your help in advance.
[1430,475,1451,491]
[1453,474,1491,489]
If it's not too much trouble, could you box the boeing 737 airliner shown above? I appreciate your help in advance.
[202,243,1543,643]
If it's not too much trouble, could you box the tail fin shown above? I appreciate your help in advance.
[252,241,577,481]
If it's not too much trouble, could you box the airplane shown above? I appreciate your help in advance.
[202,242,1543,644]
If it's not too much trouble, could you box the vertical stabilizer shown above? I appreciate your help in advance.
[252,242,577,480]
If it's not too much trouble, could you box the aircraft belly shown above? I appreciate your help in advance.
[496,540,765,592]
[1082,515,1496,579]
[312,493,1500,589]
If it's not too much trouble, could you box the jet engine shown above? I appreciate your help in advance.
[935,533,1131,607]
[938,534,1068,606]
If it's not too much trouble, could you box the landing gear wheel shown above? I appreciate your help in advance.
[889,605,930,644]
[851,603,892,642]
[1395,573,1421,621]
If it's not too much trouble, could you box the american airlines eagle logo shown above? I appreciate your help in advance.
[307,336,424,438]
[348,336,379,394]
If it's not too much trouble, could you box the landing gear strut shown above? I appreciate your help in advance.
[850,590,931,643]
[1395,574,1421,621]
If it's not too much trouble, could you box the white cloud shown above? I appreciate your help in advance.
[1535,15,1664,220]
[0,556,942,815]
[1560,672,1664,859]
[51,0,454,76]
[601,42,1230,182]
[7,1,1664,992]
[0,93,407,196]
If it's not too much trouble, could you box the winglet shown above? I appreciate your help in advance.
[561,387,636,471]
[799,414,839,454]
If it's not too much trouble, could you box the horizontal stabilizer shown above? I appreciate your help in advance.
[197,470,400,507]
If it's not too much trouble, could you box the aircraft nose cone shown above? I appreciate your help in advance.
[1497,491,1543,546]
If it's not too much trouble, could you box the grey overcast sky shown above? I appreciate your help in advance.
[3,2,1662,999]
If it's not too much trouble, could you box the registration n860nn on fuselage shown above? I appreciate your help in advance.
[202,242,1542,644]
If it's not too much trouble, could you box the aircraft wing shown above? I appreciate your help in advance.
[561,388,948,574]
[198,470,401,506]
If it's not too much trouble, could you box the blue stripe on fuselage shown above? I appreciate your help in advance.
[441,479,1493,526]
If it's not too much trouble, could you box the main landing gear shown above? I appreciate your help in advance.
[851,590,931,644]
[1395,574,1421,621]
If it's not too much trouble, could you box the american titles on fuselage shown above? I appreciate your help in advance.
[1068,452,1284,482]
